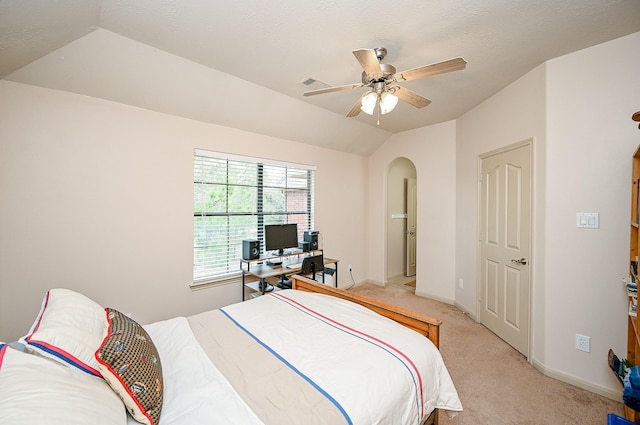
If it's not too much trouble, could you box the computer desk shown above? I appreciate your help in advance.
[240,251,338,300]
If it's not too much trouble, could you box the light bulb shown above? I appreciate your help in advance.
[379,92,398,115]
[360,92,378,115]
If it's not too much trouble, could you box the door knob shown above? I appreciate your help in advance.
[511,258,527,265]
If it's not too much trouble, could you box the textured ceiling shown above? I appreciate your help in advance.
[1,0,640,155]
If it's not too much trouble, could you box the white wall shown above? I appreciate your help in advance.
[543,32,640,396]
[455,31,640,398]
[368,121,457,302]
[0,80,369,342]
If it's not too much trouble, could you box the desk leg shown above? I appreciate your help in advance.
[242,270,246,301]
[259,278,268,294]
[323,264,338,288]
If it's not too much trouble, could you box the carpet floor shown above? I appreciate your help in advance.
[348,282,626,425]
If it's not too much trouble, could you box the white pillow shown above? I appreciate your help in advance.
[19,288,106,376]
[0,343,127,425]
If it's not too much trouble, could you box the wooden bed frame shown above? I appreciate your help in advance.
[291,275,441,347]
[291,275,443,425]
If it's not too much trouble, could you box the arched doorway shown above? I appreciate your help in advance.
[386,157,417,285]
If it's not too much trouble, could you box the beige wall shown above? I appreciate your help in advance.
[368,121,457,302]
[0,80,369,342]
[454,31,640,399]
[542,32,640,396]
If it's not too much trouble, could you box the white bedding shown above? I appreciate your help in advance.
[127,316,263,425]
[136,290,462,425]
[220,290,462,424]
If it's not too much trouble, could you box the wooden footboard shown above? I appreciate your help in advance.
[290,275,441,349]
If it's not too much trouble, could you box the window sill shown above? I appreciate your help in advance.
[189,274,257,291]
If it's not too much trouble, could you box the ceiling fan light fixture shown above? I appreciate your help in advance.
[304,48,466,122]
[379,91,398,115]
[360,91,378,115]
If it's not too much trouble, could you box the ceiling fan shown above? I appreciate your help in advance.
[303,47,467,123]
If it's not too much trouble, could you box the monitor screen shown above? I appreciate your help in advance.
[264,223,298,255]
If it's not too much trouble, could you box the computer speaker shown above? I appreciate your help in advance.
[298,241,311,252]
[242,239,260,260]
[304,231,319,250]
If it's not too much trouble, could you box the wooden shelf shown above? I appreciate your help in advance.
[627,145,640,423]
[627,405,640,423]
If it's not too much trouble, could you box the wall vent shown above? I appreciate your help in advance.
[299,77,330,91]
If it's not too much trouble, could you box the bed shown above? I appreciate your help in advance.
[0,275,462,425]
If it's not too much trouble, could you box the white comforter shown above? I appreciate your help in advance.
[128,316,263,425]
[131,290,462,425]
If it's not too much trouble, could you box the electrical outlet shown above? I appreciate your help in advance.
[576,334,590,352]
[458,278,463,289]
[348,264,352,272]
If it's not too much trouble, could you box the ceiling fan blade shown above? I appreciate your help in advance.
[393,86,432,108]
[394,57,467,82]
[346,94,366,117]
[353,49,382,76]
[303,83,363,96]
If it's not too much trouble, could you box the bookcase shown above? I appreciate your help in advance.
[627,145,640,422]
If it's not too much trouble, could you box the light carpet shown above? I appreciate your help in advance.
[348,282,625,425]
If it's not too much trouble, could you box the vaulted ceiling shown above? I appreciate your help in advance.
[2,1,640,155]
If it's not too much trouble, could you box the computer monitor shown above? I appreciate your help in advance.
[301,254,324,282]
[264,223,298,256]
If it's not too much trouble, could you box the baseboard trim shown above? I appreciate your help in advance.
[452,300,478,321]
[414,289,455,306]
[531,358,622,402]
[359,279,384,287]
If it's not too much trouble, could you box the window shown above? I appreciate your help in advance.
[193,149,315,284]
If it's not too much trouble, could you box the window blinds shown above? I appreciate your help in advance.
[193,150,316,283]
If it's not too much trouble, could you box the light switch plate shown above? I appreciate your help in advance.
[576,212,599,229]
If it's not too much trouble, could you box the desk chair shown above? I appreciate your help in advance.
[301,254,324,283]
[277,275,292,289]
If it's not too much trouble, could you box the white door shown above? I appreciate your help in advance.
[406,178,417,277]
[479,142,531,356]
